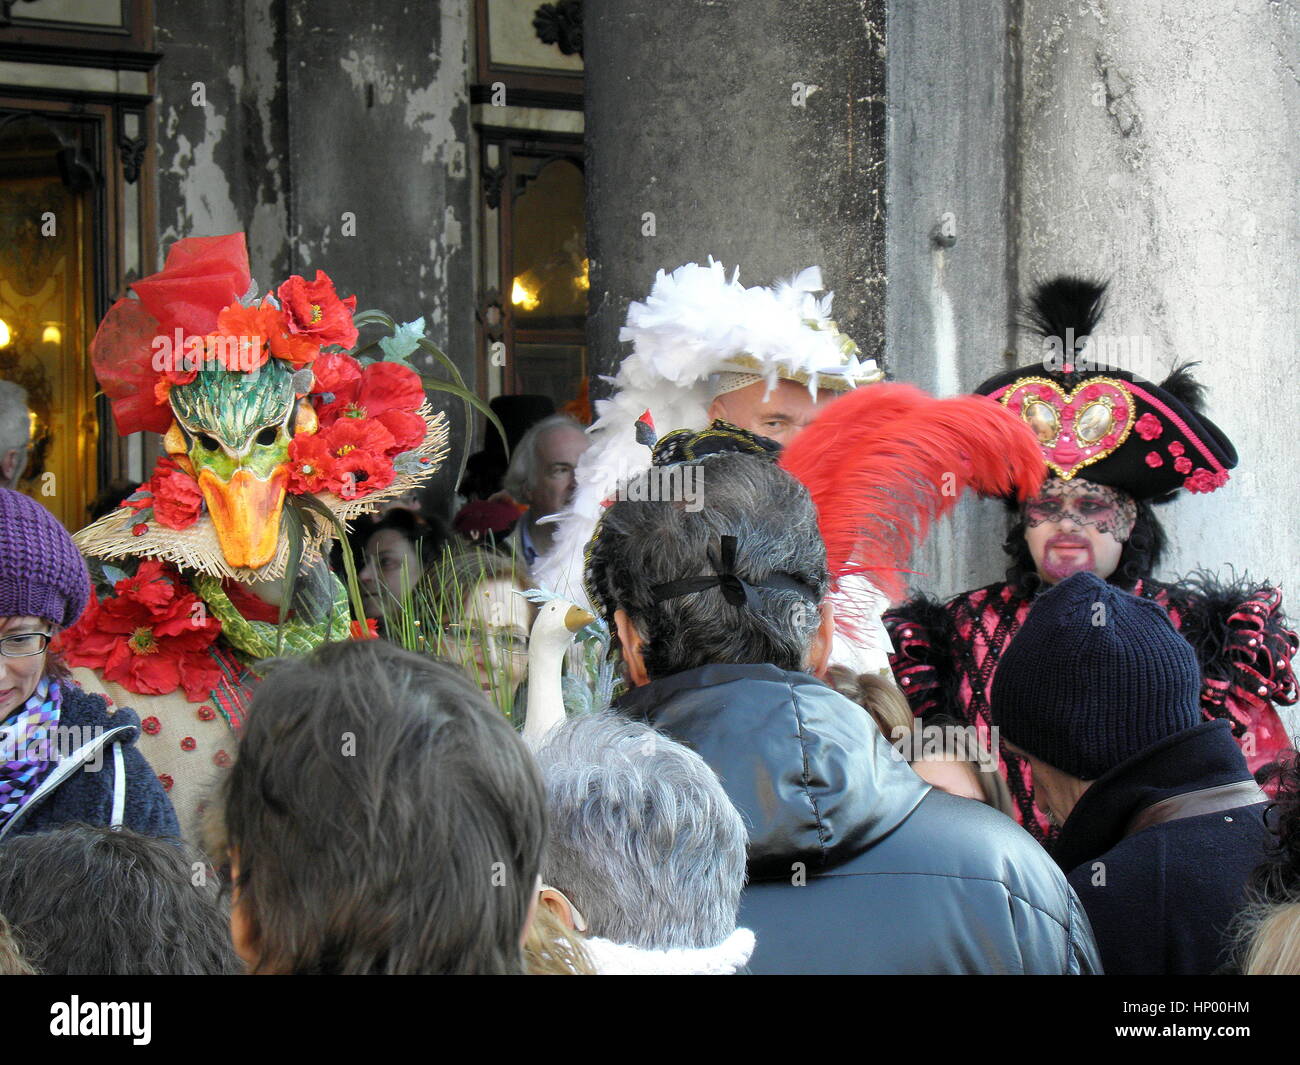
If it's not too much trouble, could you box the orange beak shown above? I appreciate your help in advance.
[198,466,290,570]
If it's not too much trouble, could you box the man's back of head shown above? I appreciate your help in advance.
[533,711,750,963]
[585,452,830,679]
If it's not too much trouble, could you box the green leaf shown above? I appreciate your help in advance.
[288,494,366,625]
[378,317,426,367]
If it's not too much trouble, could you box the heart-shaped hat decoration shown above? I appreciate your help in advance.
[996,376,1136,480]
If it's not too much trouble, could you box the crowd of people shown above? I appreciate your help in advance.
[0,235,1294,976]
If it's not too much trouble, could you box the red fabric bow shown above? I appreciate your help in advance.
[90,233,252,436]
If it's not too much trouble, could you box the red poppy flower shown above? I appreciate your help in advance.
[332,448,396,499]
[60,560,225,703]
[158,774,174,791]
[141,716,162,735]
[374,408,427,454]
[316,360,424,425]
[321,416,395,460]
[310,352,362,402]
[286,433,338,495]
[277,271,358,349]
[211,301,276,372]
[181,736,197,752]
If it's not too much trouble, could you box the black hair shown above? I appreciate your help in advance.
[224,639,546,974]
[0,824,240,975]
[586,453,829,679]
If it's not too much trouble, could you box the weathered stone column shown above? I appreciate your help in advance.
[584,0,887,388]
[1017,0,1300,594]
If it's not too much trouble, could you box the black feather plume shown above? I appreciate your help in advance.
[1022,276,1109,351]
[1159,361,1207,414]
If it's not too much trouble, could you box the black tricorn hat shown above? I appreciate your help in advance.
[975,278,1238,502]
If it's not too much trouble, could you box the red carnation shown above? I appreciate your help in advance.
[59,560,224,702]
[1135,413,1163,441]
[151,468,205,530]
[277,270,358,349]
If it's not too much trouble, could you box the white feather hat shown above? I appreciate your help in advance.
[532,259,879,606]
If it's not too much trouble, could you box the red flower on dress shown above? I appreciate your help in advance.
[180,736,197,752]
[1167,441,1185,457]
[1145,451,1164,468]
[1135,413,1163,441]
[286,433,338,495]
[59,560,224,703]
[277,271,358,349]
[1173,456,1193,474]
[141,716,162,735]
[158,774,174,791]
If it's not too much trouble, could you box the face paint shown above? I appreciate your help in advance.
[1023,480,1137,541]
[1023,478,1136,584]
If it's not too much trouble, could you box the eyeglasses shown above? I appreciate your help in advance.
[0,632,50,658]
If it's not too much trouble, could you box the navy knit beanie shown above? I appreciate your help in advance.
[990,572,1201,780]
[0,488,91,630]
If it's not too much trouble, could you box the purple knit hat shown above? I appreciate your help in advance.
[0,488,91,629]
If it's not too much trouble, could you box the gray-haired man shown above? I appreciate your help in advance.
[532,711,753,974]
[585,451,1101,974]
[503,413,588,565]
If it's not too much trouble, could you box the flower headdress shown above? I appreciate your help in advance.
[75,233,449,582]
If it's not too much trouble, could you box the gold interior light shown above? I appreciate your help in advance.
[511,274,541,312]
[575,257,590,293]
[41,323,61,345]
[0,319,10,348]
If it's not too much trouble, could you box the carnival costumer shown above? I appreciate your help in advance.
[885,277,1299,845]
[60,233,448,838]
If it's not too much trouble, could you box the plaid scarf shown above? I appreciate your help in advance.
[0,677,61,831]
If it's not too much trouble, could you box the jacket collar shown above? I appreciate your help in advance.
[1053,720,1254,873]
[615,662,930,878]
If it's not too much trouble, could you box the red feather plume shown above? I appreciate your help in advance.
[779,383,1046,603]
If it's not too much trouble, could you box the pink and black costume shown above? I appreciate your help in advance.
[885,278,1298,845]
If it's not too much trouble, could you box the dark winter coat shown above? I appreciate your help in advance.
[1055,720,1271,975]
[2,681,180,840]
[615,663,1101,975]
